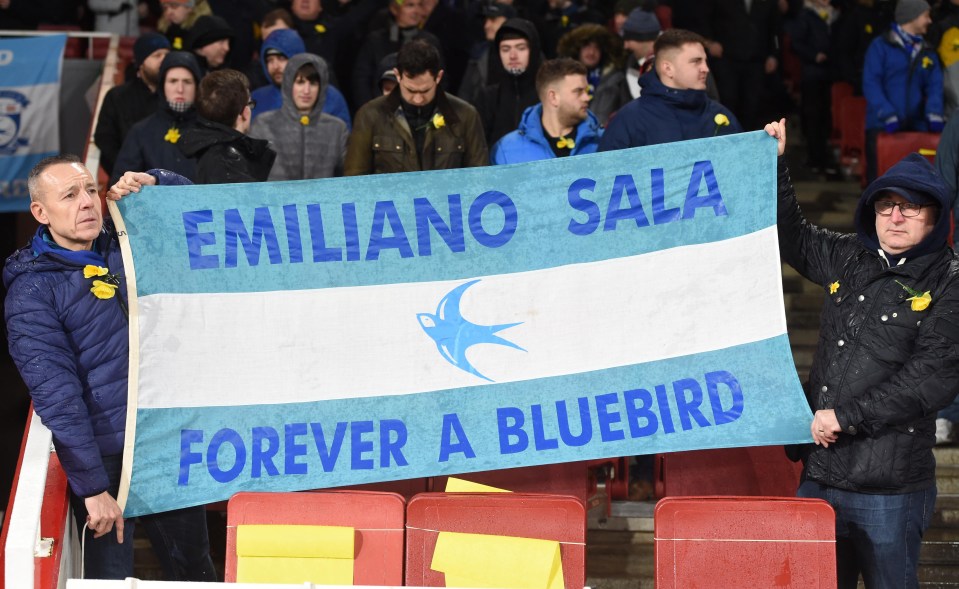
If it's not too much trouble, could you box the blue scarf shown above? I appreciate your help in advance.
[893,23,923,60]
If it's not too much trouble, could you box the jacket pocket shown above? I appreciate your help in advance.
[372,135,407,173]
[432,135,465,169]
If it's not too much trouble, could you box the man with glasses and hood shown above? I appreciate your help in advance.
[111,51,202,184]
[767,118,959,589]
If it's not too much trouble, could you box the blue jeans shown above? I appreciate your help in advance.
[939,397,959,423]
[69,454,217,581]
[798,480,936,589]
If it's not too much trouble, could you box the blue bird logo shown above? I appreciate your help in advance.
[417,279,526,382]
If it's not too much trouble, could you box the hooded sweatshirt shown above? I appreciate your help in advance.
[249,53,349,181]
[110,51,201,184]
[476,18,543,146]
[598,69,741,151]
[855,153,952,263]
[250,29,352,128]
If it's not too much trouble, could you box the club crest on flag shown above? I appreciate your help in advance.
[0,91,30,156]
[417,280,526,382]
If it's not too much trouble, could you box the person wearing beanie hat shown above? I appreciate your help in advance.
[94,32,171,176]
[458,2,516,105]
[591,8,660,125]
[111,51,202,185]
[188,14,234,72]
[159,0,212,51]
[768,119,959,589]
[249,29,351,129]
[862,0,940,183]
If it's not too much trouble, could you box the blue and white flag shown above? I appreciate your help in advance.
[0,35,65,211]
[114,131,814,516]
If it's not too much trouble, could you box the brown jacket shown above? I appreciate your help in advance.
[344,89,488,175]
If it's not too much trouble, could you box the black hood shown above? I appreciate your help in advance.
[488,18,543,86]
[158,51,203,102]
[855,153,953,261]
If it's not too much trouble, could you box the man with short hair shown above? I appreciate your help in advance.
[4,155,216,581]
[767,118,959,589]
[351,0,427,109]
[457,2,516,105]
[862,0,943,183]
[188,14,234,73]
[95,32,171,176]
[178,69,276,183]
[599,28,741,151]
[491,58,601,164]
[344,39,488,174]
[592,7,660,125]
[111,51,202,183]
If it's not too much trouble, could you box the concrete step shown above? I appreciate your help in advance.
[936,466,959,495]
[937,446,959,466]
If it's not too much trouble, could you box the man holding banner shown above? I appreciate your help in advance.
[3,155,216,581]
[767,118,959,588]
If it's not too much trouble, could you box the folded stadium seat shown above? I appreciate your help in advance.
[838,95,867,179]
[830,82,854,144]
[780,33,803,101]
[875,131,941,179]
[654,5,672,30]
[406,492,586,589]
[430,461,596,504]
[653,446,803,498]
[655,496,836,588]
[225,490,405,585]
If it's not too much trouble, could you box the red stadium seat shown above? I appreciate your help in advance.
[654,446,803,498]
[431,461,596,503]
[875,131,940,178]
[655,496,836,589]
[654,5,672,30]
[830,82,854,143]
[225,490,405,585]
[406,492,586,589]
[839,95,867,178]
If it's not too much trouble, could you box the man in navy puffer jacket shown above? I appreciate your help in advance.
[599,28,741,151]
[3,156,214,581]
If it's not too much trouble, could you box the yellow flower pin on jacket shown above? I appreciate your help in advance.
[556,136,575,149]
[164,126,181,144]
[896,280,932,311]
[713,113,730,136]
[432,113,445,129]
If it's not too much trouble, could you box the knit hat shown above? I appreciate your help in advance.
[188,15,234,50]
[894,0,930,25]
[377,52,398,92]
[162,0,194,5]
[133,32,170,68]
[622,9,660,42]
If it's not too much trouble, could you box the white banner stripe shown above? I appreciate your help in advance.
[136,226,785,409]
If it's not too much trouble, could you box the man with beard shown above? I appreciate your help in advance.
[474,18,543,146]
[111,51,202,184]
[491,58,601,164]
[344,39,487,174]
[94,33,171,177]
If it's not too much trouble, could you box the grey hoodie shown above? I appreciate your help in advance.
[249,53,348,180]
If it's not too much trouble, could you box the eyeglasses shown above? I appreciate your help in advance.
[247,98,257,109]
[874,200,934,217]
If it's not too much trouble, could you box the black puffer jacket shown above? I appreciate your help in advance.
[178,117,275,184]
[779,154,959,494]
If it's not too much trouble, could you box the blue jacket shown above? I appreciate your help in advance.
[598,70,742,151]
[862,28,943,130]
[250,29,351,129]
[491,104,602,165]
[3,227,129,498]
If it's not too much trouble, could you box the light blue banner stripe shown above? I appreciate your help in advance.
[124,334,811,516]
[119,132,777,296]
[0,36,66,85]
[0,151,56,207]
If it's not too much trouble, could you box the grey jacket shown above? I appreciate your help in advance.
[250,53,348,180]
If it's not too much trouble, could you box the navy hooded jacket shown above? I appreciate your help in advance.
[4,226,128,498]
[250,29,351,129]
[598,70,741,151]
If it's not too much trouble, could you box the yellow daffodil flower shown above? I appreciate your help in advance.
[432,113,446,129]
[828,281,839,294]
[922,56,933,69]
[556,136,575,149]
[300,115,310,126]
[714,113,730,127]
[561,15,569,27]
[908,291,932,311]
[83,265,108,279]
[315,24,327,33]
[864,24,873,34]
[173,37,183,50]
[90,280,118,300]
[164,127,180,144]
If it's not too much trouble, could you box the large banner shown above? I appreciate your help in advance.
[0,35,65,210]
[115,131,813,516]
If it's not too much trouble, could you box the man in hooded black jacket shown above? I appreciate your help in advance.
[474,18,543,147]
[767,118,959,589]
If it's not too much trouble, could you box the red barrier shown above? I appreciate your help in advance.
[654,446,802,499]
[655,496,836,589]
[225,491,405,585]
[405,492,585,589]
[35,454,69,589]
